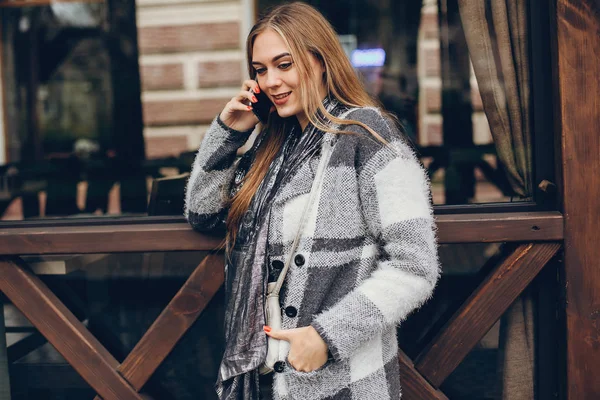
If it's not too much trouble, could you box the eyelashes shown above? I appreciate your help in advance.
[254,62,294,76]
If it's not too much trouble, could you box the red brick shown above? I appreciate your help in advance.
[138,22,240,54]
[199,60,243,88]
[425,121,443,145]
[421,13,439,40]
[143,98,229,126]
[424,86,441,113]
[423,47,440,77]
[140,63,184,91]
[145,135,189,159]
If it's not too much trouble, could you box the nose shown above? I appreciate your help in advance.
[264,69,282,90]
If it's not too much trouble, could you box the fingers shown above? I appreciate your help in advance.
[242,79,261,94]
[223,90,256,115]
[267,326,329,373]
[235,90,258,106]
[287,353,326,373]
[263,326,297,342]
[226,99,253,113]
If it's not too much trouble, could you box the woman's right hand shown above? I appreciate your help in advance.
[219,79,261,132]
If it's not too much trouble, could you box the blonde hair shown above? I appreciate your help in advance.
[227,1,393,245]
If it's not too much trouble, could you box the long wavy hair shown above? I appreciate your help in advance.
[226,2,392,246]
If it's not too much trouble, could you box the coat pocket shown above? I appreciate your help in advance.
[283,358,349,399]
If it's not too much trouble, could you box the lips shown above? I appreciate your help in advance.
[272,92,291,99]
[272,91,291,105]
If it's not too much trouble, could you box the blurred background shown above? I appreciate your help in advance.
[0,1,550,399]
[0,0,527,223]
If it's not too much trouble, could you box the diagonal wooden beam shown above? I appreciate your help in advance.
[93,253,225,399]
[415,242,561,387]
[0,257,143,400]
[398,349,449,400]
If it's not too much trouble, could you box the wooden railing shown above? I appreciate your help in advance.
[0,211,563,399]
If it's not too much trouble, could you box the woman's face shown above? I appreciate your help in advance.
[251,29,326,129]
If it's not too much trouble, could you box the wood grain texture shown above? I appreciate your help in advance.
[556,0,600,398]
[435,211,563,243]
[415,243,561,387]
[0,0,102,7]
[398,349,449,400]
[0,212,562,255]
[0,258,143,400]
[0,223,224,255]
[105,254,224,393]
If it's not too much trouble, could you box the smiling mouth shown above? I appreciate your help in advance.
[272,92,291,100]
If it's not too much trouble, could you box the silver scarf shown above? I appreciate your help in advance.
[216,98,342,399]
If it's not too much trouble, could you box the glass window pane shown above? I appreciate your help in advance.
[256,0,534,206]
[1,0,535,222]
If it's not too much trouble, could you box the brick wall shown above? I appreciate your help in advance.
[135,0,491,157]
[136,0,248,159]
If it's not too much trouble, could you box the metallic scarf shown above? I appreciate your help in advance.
[216,98,342,399]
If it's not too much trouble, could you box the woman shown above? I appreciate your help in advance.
[184,2,439,399]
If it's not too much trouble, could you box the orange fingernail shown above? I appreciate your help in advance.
[255,87,260,93]
[252,96,258,102]
[263,326,271,333]
[247,106,252,110]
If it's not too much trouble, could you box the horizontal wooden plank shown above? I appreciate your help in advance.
[435,211,563,243]
[0,257,143,400]
[398,349,449,400]
[415,242,561,387]
[0,212,563,256]
[0,0,102,7]
[0,223,224,255]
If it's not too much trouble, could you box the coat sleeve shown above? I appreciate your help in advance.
[184,116,254,233]
[311,108,440,360]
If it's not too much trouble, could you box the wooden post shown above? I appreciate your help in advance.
[555,0,600,398]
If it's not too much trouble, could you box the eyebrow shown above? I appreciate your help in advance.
[251,52,291,66]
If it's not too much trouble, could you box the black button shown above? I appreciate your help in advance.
[294,254,305,266]
[274,361,285,373]
[271,260,284,270]
[284,306,297,318]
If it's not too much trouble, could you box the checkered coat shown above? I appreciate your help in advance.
[185,106,440,400]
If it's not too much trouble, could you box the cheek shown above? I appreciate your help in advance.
[256,76,267,90]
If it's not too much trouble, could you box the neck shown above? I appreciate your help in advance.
[297,114,309,131]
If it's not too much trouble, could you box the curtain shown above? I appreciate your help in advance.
[457,1,535,399]
[458,0,532,198]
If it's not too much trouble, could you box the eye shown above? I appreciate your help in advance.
[278,62,293,70]
[255,67,267,75]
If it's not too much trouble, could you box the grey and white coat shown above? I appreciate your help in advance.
[184,106,440,399]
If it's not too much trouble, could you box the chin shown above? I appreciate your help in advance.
[275,106,299,119]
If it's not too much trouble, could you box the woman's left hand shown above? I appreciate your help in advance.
[264,325,328,372]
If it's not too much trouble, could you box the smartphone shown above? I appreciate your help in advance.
[250,81,273,124]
